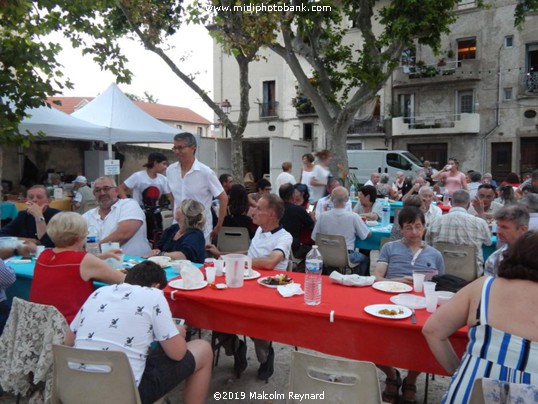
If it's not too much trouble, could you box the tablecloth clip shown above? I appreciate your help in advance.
[171,290,178,301]
[329,310,335,323]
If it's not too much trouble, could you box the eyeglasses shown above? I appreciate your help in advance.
[171,145,192,151]
[93,186,116,194]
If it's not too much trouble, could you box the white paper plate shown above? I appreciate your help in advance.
[168,279,208,291]
[390,293,426,309]
[364,304,412,319]
[372,281,413,294]
[222,268,261,280]
[257,276,293,288]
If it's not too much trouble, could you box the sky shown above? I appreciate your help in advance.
[52,23,215,121]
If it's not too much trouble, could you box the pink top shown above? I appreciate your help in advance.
[30,249,93,323]
[441,172,466,195]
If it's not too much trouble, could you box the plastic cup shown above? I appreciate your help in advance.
[245,256,253,277]
[425,292,438,313]
[214,259,224,276]
[423,281,436,296]
[412,271,426,293]
[205,266,216,284]
[35,245,46,259]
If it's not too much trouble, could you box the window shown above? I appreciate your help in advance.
[260,80,278,117]
[347,143,363,150]
[398,94,415,123]
[303,123,313,141]
[457,90,474,114]
[197,127,203,136]
[456,0,476,10]
[175,124,183,129]
[401,48,416,67]
[505,36,514,48]
[503,88,513,101]
[386,153,411,170]
[457,38,477,66]
[526,43,538,92]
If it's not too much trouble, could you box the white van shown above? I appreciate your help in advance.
[347,150,423,185]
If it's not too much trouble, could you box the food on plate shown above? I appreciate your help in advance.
[378,308,404,316]
[261,274,293,286]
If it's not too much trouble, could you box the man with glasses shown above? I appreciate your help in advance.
[468,183,503,220]
[83,176,151,256]
[166,133,227,241]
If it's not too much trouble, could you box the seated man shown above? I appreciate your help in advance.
[83,176,151,257]
[315,178,352,220]
[311,186,371,275]
[0,243,36,334]
[71,176,95,213]
[374,206,444,403]
[207,194,292,380]
[468,183,503,220]
[0,185,59,247]
[64,261,212,404]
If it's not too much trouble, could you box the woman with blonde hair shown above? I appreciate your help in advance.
[149,199,206,263]
[30,212,125,323]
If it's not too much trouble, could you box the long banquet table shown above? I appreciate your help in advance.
[164,270,468,376]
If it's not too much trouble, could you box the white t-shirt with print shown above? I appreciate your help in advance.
[123,170,171,205]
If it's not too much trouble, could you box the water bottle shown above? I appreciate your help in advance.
[382,197,390,227]
[350,184,356,200]
[86,231,100,255]
[304,245,323,306]
[442,191,450,205]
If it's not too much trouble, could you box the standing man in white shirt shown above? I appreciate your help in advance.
[166,133,228,241]
[83,176,151,257]
[274,161,296,190]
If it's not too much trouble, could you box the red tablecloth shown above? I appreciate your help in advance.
[164,271,468,375]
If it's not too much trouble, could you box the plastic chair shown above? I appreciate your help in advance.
[217,227,250,253]
[433,242,478,281]
[315,233,359,274]
[161,209,174,230]
[51,344,142,404]
[81,199,98,213]
[288,351,383,404]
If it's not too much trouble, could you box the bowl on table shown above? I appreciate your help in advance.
[436,291,455,305]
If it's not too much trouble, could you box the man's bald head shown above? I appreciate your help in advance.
[331,186,349,208]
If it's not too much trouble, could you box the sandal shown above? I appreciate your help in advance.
[382,369,402,404]
[400,377,417,404]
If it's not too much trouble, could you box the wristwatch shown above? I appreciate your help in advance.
[37,217,46,222]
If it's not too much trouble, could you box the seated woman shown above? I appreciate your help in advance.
[293,183,311,210]
[223,184,255,239]
[248,178,272,208]
[373,207,444,403]
[29,212,125,323]
[149,199,206,263]
[352,185,383,221]
[423,230,538,403]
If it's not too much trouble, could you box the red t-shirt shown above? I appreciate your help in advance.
[30,249,93,323]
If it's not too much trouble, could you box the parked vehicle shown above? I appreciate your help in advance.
[347,150,423,185]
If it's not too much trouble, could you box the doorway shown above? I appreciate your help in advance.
[520,137,538,175]
[407,143,448,170]
[491,142,512,181]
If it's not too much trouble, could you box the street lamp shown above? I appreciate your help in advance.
[221,99,231,138]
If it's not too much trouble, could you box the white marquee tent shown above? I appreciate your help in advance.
[71,83,181,144]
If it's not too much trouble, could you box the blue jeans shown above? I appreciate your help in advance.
[349,251,370,276]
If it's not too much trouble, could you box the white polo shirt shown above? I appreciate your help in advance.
[166,159,224,238]
[248,226,292,271]
[83,198,151,256]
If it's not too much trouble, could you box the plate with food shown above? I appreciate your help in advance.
[372,281,413,294]
[390,293,426,309]
[168,279,208,291]
[258,274,293,288]
[364,304,412,320]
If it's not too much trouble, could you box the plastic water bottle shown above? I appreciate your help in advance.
[382,197,390,227]
[86,233,100,255]
[304,246,323,306]
[442,191,450,205]
[350,184,356,200]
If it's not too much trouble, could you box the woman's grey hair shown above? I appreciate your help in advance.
[47,212,87,248]
[379,173,390,184]
[179,199,206,231]
[520,194,538,213]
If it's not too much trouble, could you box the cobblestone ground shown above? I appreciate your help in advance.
[0,333,451,403]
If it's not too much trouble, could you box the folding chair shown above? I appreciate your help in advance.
[51,344,142,404]
[217,227,250,254]
[288,351,383,404]
[315,233,359,275]
[433,242,478,281]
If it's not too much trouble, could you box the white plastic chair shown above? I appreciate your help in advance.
[315,233,359,274]
[288,351,383,404]
[217,227,250,253]
[433,242,478,281]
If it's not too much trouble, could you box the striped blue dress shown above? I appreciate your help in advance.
[443,276,538,403]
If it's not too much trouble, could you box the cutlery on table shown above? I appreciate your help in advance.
[410,308,416,324]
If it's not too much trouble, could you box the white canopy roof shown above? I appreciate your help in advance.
[71,83,181,144]
[18,104,108,140]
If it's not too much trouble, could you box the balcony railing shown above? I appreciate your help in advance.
[347,117,385,134]
[259,101,279,118]
[392,113,480,136]
[520,72,538,94]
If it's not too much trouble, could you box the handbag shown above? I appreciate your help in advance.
[432,274,468,293]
